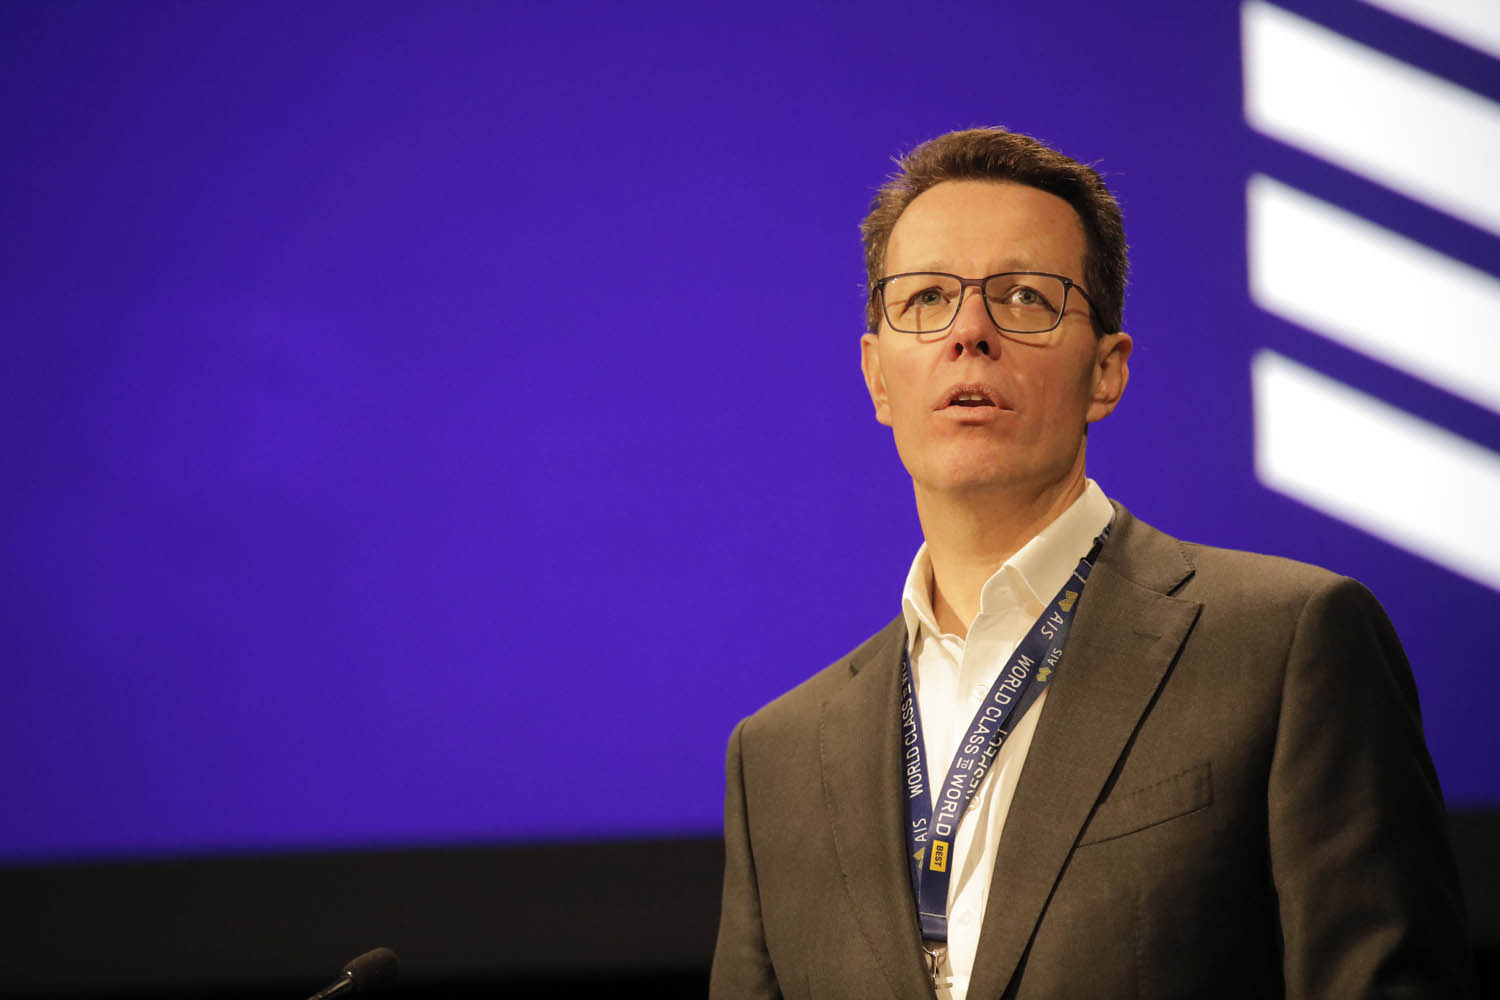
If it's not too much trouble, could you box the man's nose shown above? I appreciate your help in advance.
[949,287,998,358]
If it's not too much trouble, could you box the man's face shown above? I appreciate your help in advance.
[859,180,1131,502]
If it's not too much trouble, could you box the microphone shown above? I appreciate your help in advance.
[304,947,399,999]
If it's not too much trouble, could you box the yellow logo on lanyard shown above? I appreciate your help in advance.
[929,840,949,872]
[1059,590,1079,612]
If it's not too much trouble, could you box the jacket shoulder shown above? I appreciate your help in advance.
[738,615,904,739]
[1111,504,1377,613]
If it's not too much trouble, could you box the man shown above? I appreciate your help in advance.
[710,128,1473,999]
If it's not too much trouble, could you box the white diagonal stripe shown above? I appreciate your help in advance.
[1252,349,1500,593]
[1359,0,1500,62]
[1247,174,1500,417]
[1242,1,1500,237]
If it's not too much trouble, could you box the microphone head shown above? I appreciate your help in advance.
[341,947,399,992]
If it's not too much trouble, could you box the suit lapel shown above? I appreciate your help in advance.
[966,510,1204,998]
[820,617,936,1000]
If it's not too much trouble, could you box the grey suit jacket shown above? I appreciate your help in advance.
[710,506,1473,998]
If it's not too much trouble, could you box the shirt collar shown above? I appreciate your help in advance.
[900,479,1114,645]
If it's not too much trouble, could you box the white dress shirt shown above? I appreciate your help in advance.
[899,480,1114,1000]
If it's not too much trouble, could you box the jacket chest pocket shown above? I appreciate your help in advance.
[1078,761,1213,846]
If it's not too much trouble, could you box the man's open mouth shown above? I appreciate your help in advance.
[949,392,995,407]
[941,384,1004,409]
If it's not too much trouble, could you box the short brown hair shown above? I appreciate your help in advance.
[860,127,1127,336]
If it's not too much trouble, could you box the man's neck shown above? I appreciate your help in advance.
[917,469,1088,637]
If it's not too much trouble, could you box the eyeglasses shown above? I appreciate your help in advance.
[873,271,1099,335]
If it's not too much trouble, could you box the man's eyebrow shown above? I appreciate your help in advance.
[890,257,1048,274]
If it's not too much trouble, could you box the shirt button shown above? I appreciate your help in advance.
[959,911,976,926]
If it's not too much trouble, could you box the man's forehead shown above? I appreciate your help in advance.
[884,179,1088,275]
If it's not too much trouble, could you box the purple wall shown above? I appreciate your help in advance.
[3,0,1497,862]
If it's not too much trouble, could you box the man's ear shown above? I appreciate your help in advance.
[860,332,893,427]
[1085,331,1132,424]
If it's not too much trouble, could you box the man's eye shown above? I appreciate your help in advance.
[904,287,948,310]
[994,284,1053,311]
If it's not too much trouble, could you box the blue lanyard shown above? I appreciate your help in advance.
[902,520,1111,942]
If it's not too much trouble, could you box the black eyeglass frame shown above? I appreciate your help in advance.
[872,270,1103,335]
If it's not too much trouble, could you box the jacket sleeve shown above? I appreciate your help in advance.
[1267,576,1476,998]
[709,717,782,999]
